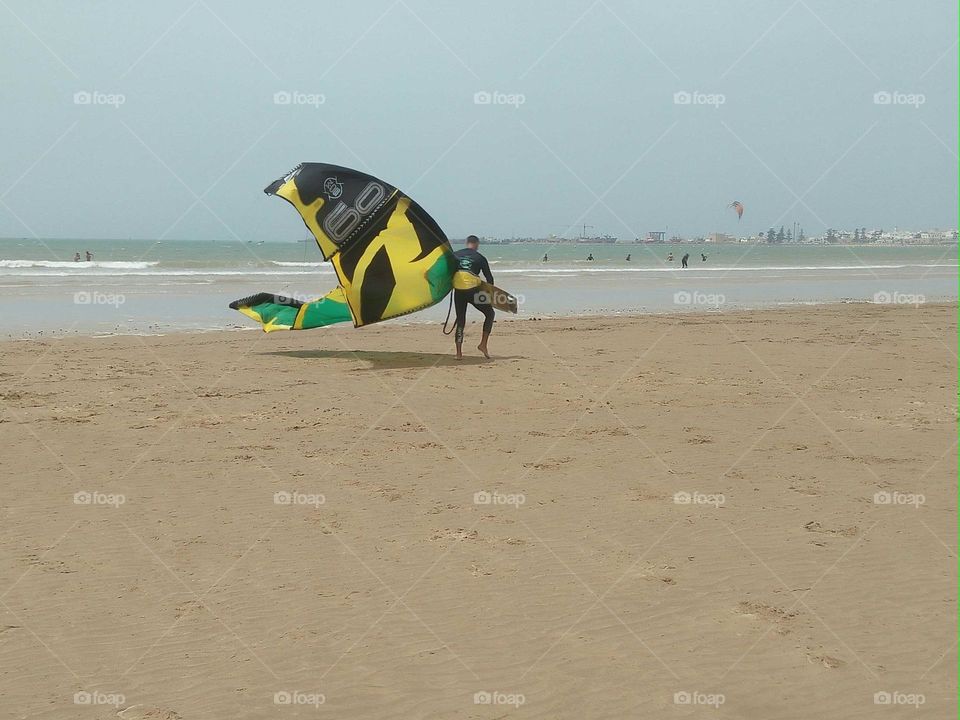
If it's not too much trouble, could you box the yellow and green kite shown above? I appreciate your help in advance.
[231,163,457,331]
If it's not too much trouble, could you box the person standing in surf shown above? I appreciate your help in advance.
[453,235,495,360]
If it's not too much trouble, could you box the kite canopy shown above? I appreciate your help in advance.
[729,201,744,220]
[231,164,456,331]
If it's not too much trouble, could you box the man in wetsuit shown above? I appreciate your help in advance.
[453,235,495,360]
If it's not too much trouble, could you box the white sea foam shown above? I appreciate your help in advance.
[0,260,159,269]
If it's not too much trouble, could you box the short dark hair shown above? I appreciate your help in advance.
[466,235,479,245]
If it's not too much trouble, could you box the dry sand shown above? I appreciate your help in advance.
[0,303,956,719]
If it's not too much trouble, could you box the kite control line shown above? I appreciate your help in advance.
[441,292,455,335]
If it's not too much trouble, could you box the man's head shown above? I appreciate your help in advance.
[466,235,480,249]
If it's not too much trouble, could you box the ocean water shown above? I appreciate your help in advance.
[1,238,956,337]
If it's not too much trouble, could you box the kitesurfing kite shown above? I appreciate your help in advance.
[729,201,744,221]
[231,163,469,331]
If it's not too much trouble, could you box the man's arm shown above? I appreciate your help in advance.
[481,257,494,284]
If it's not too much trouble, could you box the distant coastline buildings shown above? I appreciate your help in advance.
[460,227,957,246]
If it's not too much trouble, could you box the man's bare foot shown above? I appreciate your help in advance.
[455,351,463,360]
[477,344,490,359]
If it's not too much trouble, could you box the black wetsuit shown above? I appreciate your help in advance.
[681,253,689,268]
[453,248,495,342]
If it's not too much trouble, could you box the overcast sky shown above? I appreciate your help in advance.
[1,0,956,241]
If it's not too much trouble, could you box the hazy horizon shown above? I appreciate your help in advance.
[1,229,957,244]
[1,1,956,244]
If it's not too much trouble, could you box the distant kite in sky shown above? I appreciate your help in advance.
[729,201,744,220]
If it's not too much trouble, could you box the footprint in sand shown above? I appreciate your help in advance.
[523,456,572,470]
[807,652,846,669]
[430,528,479,545]
[117,706,182,719]
[803,521,858,537]
[735,601,799,635]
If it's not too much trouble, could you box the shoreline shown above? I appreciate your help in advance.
[3,299,956,342]
[3,243,954,340]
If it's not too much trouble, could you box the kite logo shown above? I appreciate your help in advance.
[323,177,344,200]
[322,181,387,244]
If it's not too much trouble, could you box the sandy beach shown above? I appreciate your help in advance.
[0,303,955,719]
